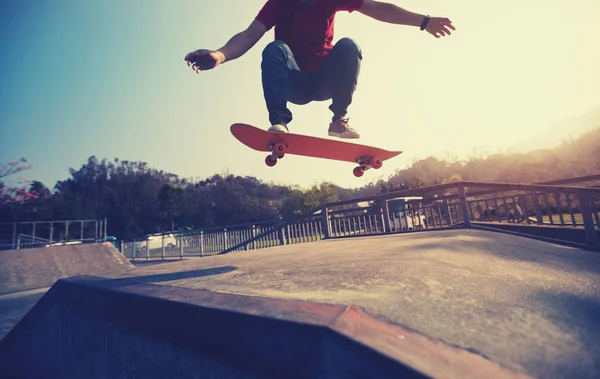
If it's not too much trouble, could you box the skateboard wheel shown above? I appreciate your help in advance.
[353,166,364,177]
[273,142,286,155]
[371,157,383,169]
[265,155,277,167]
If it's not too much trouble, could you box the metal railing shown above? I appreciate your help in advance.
[0,218,108,250]
[120,221,282,260]
[120,177,600,261]
[217,180,600,255]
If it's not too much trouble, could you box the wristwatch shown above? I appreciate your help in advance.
[420,15,430,31]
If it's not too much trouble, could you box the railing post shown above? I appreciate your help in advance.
[578,192,600,251]
[278,227,286,246]
[457,183,471,228]
[11,222,17,249]
[180,237,184,260]
[382,199,391,234]
[200,231,204,257]
[322,207,331,239]
[532,195,544,225]
[161,234,165,260]
[443,200,452,226]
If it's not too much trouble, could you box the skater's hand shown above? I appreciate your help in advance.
[426,17,455,38]
[184,49,226,73]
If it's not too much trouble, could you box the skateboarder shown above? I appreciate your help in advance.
[184,0,455,139]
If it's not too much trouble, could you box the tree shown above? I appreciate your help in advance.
[158,183,184,232]
[0,157,37,208]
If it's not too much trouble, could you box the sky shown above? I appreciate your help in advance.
[1,0,599,191]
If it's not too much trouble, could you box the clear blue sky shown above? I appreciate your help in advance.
[2,0,599,191]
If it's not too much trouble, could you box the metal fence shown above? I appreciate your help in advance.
[0,219,108,250]
[120,221,280,260]
[215,180,600,256]
[120,176,600,261]
[121,217,328,261]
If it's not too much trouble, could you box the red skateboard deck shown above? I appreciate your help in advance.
[230,123,402,177]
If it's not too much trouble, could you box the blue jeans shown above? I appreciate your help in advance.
[261,38,362,125]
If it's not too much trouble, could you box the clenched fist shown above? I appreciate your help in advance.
[184,49,226,73]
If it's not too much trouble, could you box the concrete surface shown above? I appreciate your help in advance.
[1,229,599,378]
[102,229,600,379]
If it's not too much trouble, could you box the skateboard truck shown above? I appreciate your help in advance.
[265,142,383,178]
[265,141,287,167]
[353,156,383,177]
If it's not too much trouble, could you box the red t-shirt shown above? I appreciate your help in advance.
[255,0,364,72]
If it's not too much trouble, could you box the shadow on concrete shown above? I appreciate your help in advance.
[528,290,600,378]
[96,266,238,289]
[401,232,600,275]
[534,290,600,339]
[130,260,186,267]
[0,292,47,342]
[126,266,237,284]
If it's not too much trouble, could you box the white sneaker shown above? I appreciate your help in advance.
[268,124,289,133]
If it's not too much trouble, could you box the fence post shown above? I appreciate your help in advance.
[278,227,286,246]
[443,200,452,226]
[578,192,600,251]
[180,236,184,260]
[382,200,391,233]
[161,234,165,261]
[12,222,17,249]
[532,195,544,225]
[200,231,204,257]
[457,183,471,228]
[322,207,331,239]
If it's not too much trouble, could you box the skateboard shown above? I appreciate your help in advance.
[230,123,402,177]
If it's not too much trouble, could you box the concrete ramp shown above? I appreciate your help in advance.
[0,276,530,379]
[0,243,134,295]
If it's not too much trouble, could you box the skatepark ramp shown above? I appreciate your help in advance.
[0,275,530,379]
[0,242,134,295]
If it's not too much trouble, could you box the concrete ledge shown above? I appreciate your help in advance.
[0,275,532,379]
